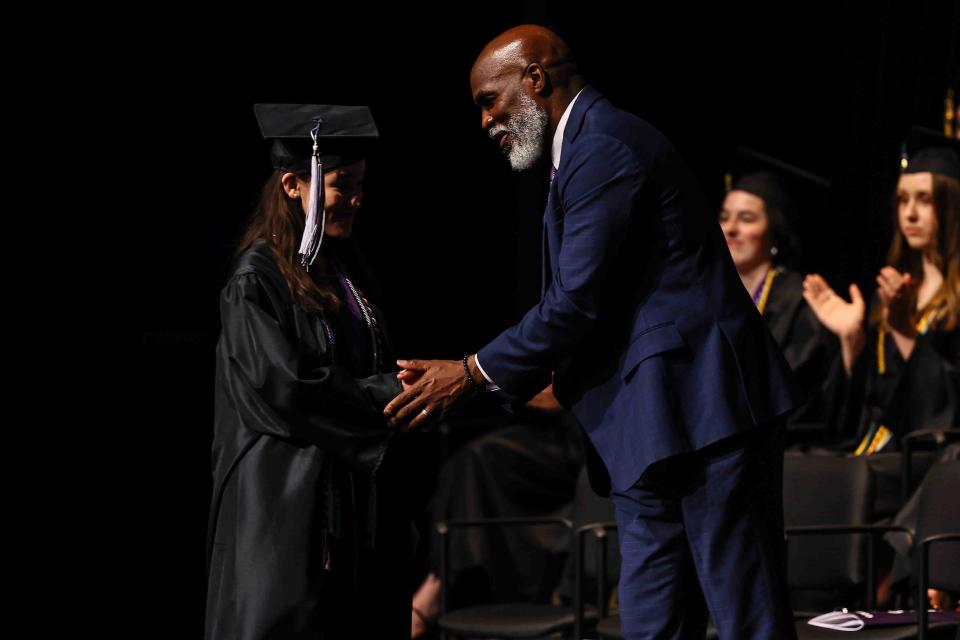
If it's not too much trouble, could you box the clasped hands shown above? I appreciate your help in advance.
[382,356,483,431]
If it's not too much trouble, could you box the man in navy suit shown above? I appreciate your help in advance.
[385,25,799,639]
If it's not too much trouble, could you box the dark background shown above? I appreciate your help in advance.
[130,3,958,636]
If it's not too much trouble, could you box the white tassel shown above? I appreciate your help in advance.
[299,124,326,269]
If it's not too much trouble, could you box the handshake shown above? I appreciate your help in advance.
[382,356,485,431]
[382,355,562,429]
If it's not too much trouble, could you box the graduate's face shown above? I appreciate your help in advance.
[897,172,938,252]
[719,190,771,271]
[296,160,366,239]
[471,56,549,171]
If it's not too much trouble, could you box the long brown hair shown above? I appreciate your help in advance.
[873,173,960,330]
[235,170,339,313]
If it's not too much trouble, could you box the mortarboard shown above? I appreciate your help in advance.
[723,147,831,265]
[254,104,379,269]
[900,125,960,182]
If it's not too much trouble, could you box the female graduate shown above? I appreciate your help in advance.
[719,153,835,440]
[803,128,960,458]
[205,104,412,639]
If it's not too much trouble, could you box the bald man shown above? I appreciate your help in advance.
[386,26,800,639]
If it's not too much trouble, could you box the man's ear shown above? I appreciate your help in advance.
[525,63,551,96]
[280,172,301,199]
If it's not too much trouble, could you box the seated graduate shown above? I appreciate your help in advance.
[802,126,960,459]
[205,104,415,639]
[719,148,836,443]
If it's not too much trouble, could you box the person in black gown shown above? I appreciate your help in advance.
[719,151,836,442]
[803,127,960,515]
[205,104,413,639]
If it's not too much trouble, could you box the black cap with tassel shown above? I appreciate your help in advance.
[253,104,379,269]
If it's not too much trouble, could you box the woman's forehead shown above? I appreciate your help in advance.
[724,189,767,213]
[898,172,933,192]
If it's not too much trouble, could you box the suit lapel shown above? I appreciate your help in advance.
[559,84,602,164]
[542,178,561,297]
[541,85,604,297]
[541,209,550,297]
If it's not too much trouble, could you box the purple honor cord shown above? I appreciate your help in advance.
[751,273,766,306]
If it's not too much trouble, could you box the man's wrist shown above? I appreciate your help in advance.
[471,353,502,392]
[462,354,484,393]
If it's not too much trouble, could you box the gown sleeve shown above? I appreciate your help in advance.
[884,326,960,431]
[822,310,960,447]
[217,270,402,473]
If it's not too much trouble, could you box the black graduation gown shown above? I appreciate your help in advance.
[763,270,830,391]
[823,299,959,516]
[205,239,408,640]
[839,306,959,446]
[761,268,836,439]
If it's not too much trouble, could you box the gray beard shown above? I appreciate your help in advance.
[490,92,549,172]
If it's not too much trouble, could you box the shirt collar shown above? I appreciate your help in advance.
[551,88,583,171]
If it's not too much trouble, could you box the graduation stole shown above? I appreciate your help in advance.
[855,299,943,456]
[875,302,941,374]
[752,268,778,315]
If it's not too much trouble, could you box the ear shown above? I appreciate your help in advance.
[280,172,301,199]
[525,63,550,96]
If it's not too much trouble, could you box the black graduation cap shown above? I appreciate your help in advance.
[254,103,379,176]
[901,125,960,182]
[253,104,379,270]
[724,147,831,267]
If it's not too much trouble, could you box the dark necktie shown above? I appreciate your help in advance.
[543,164,558,296]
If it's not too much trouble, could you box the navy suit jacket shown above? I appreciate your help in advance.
[477,86,799,495]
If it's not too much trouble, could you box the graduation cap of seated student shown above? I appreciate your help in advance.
[723,146,831,267]
[900,125,960,182]
[254,104,379,270]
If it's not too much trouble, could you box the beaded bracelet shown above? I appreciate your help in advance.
[462,354,483,390]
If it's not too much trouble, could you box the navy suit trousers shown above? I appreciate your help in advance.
[611,419,796,640]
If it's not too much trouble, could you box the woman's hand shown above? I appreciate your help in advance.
[525,384,563,413]
[803,274,866,377]
[397,367,423,392]
[803,274,866,338]
[876,266,919,360]
[876,267,917,337]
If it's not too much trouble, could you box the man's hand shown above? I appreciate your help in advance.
[384,358,479,430]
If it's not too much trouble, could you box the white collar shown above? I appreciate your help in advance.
[551,88,583,171]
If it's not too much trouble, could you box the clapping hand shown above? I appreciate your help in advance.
[802,274,866,339]
[875,267,917,337]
